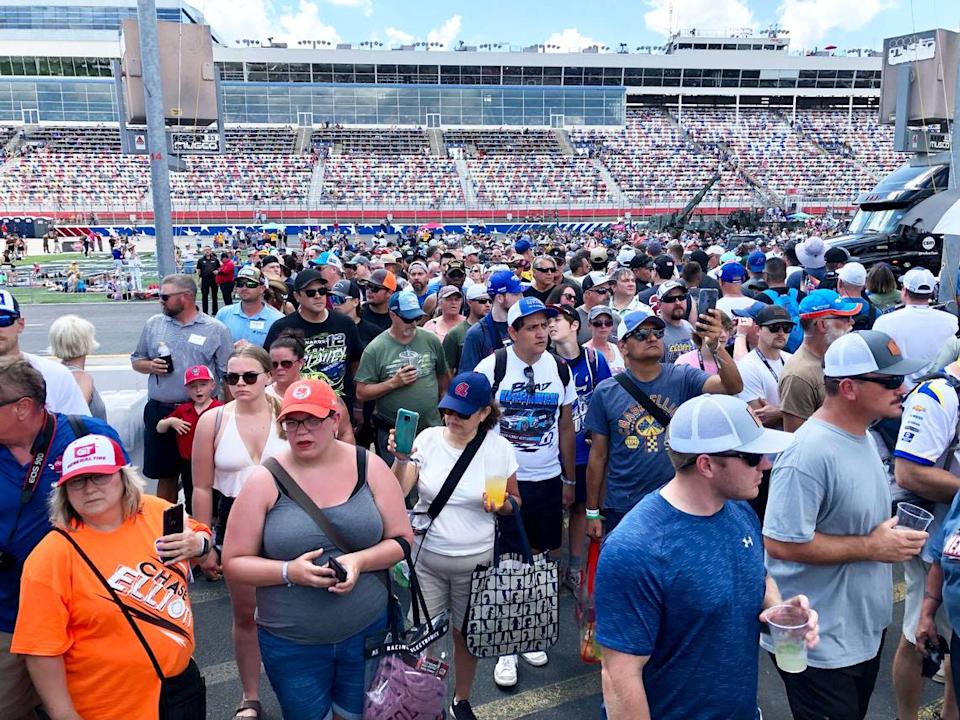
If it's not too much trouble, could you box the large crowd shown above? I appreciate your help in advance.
[2,225,960,720]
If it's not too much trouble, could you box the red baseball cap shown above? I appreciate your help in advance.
[183,365,213,385]
[58,435,126,486]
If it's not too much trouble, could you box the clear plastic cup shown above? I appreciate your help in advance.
[767,604,809,674]
[896,502,934,531]
[485,476,507,508]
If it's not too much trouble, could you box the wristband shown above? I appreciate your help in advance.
[197,535,210,558]
[561,475,576,487]
[586,508,601,520]
[281,561,294,587]
[394,458,410,466]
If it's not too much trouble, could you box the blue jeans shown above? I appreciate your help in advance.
[258,613,387,720]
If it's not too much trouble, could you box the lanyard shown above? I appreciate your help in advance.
[697,350,705,372]
[756,351,783,381]
[3,412,57,552]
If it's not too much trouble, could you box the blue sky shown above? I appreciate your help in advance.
[198,0,960,54]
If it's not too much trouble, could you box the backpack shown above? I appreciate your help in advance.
[491,348,571,399]
[762,288,804,353]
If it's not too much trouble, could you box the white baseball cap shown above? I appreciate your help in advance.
[667,394,794,455]
[837,262,867,287]
[58,434,127,486]
[823,330,925,378]
[901,267,937,295]
[466,284,489,301]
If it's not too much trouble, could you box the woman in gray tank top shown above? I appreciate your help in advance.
[48,314,107,421]
[222,378,412,720]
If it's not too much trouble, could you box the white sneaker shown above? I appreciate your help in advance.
[521,651,549,667]
[494,655,518,687]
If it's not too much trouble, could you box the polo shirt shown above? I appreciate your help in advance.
[216,301,283,347]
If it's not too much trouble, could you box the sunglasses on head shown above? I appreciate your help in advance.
[272,360,296,369]
[523,365,536,395]
[224,370,268,386]
[660,293,688,304]
[440,407,473,421]
[0,314,20,328]
[846,374,905,390]
[626,328,665,342]
[762,322,795,334]
[299,287,328,298]
[236,279,261,289]
[591,319,614,328]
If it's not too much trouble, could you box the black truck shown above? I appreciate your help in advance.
[824,156,952,272]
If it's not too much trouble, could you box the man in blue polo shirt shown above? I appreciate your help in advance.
[0,359,125,719]
[216,266,283,347]
[459,270,523,372]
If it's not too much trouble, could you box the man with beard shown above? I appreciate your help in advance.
[779,290,859,433]
[423,259,468,317]
[131,274,232,501]
[656,280,696,364]
[406,261,433,308]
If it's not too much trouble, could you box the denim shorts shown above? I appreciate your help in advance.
[258,612,387,720]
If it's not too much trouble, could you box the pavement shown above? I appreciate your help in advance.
[17,301,952,719]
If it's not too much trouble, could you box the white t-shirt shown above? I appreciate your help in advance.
[475,348,577,482]
[24,352,90,416]
[716,294,756,317]
[874,305,959,384]
[411,427,519,556]
[737,348,791,406]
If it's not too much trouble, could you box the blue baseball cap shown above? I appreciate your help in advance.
[506,297,558,327]
[746,251,767,273]
[617,308,666,340]
[515,238,532,253]
[798,289,860,320]
[439,372,493,416]
[388,291,425,321]
[487,270,523,296]
[719,262,748,283]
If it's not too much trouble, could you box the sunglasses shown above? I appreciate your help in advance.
[272,360,296,369]
[591,320,614,328]
[534,266,557,273]
[588,287,610,295]
[159,291,189,302]
[224,370,268,386]
[440,408,473,421]
[626,328,665,342]
[847,374,905,390]
[299,287,328,298]
[472,298,491,305]
[561,293,577,300]
[281,416,330,434]
[523,365,536,395]
[65,474,114,491]
[711,451,765,467]
[397,315,419,325]
[660,294,688,304]
[328,294,348,305]
[236,280,261,289]
[0,314,20,328]
[762,323,795,334]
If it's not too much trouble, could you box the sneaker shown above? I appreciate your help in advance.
[494,655,518,687]
[934,662,946,684]
[564,568,583,595]
[521,650,549,667]
[449,699,478,720]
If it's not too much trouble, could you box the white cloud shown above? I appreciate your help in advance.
[777,0,894,51]
[202,0,340,45]
[643,0,754,37]
[385,27,416,46]
[427,15,462,49]
[323,0,374,18]
[544,28,601,52]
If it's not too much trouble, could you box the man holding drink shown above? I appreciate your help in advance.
[595,394,818,720]
[764,330,927,720]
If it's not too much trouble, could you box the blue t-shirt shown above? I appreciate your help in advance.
[0,414,126,633]
[596,492,765,720]
[931,491,960,633]
[557,348,611,465]
[459,314,509,373]
[585,364,708,512]
[216,301,284,347]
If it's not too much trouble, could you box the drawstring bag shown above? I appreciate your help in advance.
[363,538,449,720]
[576,538,602,664]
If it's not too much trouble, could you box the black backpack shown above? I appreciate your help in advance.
[491,347,571,398]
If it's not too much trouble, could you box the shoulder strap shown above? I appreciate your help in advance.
[66,415,90,440]
[213,405,225,444]
[586,347,599,385]
[353,445,367,498]
[53,528,165,680]
[614,373,672,428]
[262,456,356,553]
[492,348,508,397]
[554,353,570,388]
[426,430,486,520]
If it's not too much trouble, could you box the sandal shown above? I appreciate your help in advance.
[233,699,261,719]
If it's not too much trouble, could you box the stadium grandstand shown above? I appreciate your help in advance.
[0,0,907,224]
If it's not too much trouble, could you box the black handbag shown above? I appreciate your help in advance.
[54,529,206,720]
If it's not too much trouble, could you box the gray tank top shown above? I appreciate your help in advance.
[256,456,387,644]
[68,366,107,421]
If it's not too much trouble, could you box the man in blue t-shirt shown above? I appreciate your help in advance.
[459,270,522,372]
[585,307,743,536]
[0,359,126,719]
[595,394,815,720]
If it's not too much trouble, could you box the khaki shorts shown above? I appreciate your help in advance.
[0,631,41,720]
[412,545,493,631]
[902,555,953,645]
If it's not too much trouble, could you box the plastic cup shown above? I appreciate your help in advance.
[485,476,507,508]
[767,604,809,674]
[896,502,934,531]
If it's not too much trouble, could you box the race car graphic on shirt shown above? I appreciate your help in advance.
[497,381,560,452]
[302,332,348,394]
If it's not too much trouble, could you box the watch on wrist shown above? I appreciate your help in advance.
[197,535,211,558]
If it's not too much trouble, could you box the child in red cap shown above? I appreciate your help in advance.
[156,365,222,513]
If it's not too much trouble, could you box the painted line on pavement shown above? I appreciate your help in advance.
[474,672,601,720]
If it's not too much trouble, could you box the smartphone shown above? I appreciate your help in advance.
[327,557,348,583]
[394,408,419,455]
[697,288,718,317]
[162,504,184,537]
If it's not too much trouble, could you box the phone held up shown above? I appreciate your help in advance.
[697,288,718,319]
[394,408,419,456]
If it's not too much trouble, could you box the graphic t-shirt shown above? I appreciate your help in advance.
[12,496,209,720]
[556,349,612,465]
[585,364,708,511]
[355,329,448,432]
[595,492,765,720]
[475,348,577,482]
[661,321,695,364]
[263,310,362,401]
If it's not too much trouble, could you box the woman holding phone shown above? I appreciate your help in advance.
[388,372,520,720]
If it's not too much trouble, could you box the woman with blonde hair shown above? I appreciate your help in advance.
[192,344,287,720]
[48,314,106,420]
[12,434,211,720]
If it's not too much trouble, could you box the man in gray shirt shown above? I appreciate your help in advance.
[763,330,927,720]
[131,274,232,502]
[656,280,695,364]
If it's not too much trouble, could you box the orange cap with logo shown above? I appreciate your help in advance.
[279,379,339,421]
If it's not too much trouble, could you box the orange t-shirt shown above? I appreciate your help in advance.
[12,496,210,720]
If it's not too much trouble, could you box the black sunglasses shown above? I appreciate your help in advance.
[846,374,905,390]
[272,360,296,369]
[680,450,764,470]
[660,293,688,304]
[534,266,557,273]
[224,370,268,386]
[440,408,472,421]
[591,320,614,328]
[588,286,610,295]
[472,298,491,305]
[159,291,189,302]
[299,287,328,298]
[762,323,795,334]
[523,365,536,395]
[397,315,419,325]
[236,279,261,289]
[626,328,665,341]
